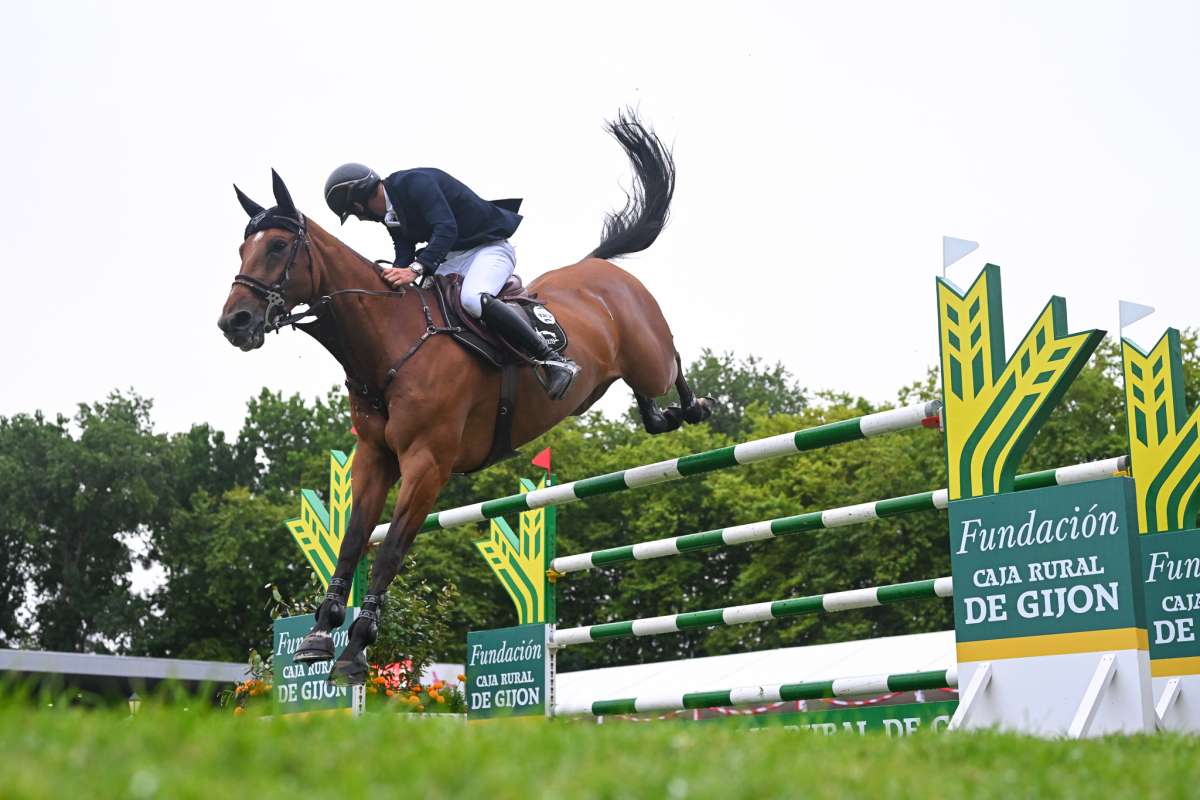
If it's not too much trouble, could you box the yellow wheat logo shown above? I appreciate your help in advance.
[285,449,365,606]
[1123,329,1200,533]
[938,265,1103,500]
[475,477,551,624]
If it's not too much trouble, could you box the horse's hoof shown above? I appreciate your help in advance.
[661,406,686,429]
[685,396,717,424]
[329,650,370,686]
[293,631,335,664]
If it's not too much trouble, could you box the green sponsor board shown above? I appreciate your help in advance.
[467,623,550,719]
[273,611,359,714]
[1141,530,1200,661]
[722,701,959,734]
[949,478,1144,643]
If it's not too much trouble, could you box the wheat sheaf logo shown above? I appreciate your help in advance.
[1122,329,1200,533]
[938,265,1104,500]
[285,449,367,606]
[474,476,554,625]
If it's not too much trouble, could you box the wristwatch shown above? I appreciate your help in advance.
[409,261,425,276]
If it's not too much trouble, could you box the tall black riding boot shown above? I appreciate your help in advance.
[479,294,580,400]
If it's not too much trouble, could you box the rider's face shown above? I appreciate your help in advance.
[352,202,382,223]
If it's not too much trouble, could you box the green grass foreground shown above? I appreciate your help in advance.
[1,702,1198,799]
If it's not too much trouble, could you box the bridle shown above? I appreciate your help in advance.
[230,213,315,332]
[230,212,415,330]
[228,211,461,409]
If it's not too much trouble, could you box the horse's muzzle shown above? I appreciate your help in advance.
[217,308,266,351]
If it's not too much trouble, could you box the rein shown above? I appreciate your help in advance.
[230,213,461,411]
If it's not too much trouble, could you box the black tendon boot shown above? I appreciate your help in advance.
[330,594,380,686]
[479,294,580,400]
[293,578,348,664]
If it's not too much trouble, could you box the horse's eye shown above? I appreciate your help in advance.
[268,239,288,253]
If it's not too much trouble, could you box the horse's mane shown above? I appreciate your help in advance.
[303,214,391,284]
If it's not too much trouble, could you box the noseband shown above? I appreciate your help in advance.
[231,213,314,332]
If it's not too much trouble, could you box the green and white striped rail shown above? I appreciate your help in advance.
[370,400,941,544]
[550,455,1129,574]
[554,667,958,716]
[550,577,953,648]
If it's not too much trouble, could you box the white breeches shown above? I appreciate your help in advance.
[436,240,517,318]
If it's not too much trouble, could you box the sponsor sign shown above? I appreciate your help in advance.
[466,623,551,719]
[272,611,362,715]
[728,701,959,734]
[1141,530,1200,670]
[950,478,1145,645]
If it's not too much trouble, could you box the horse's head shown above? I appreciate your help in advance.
[218,170,316,351]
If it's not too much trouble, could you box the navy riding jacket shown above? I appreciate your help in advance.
[381,168,522,273]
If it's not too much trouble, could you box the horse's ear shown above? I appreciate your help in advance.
[233,184,265,218]
[271,169,296,214]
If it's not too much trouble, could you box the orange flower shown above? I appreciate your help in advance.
[385,689,395,698]
[435,695,445,704]
[456,674,466,682]
[234,707,245,716]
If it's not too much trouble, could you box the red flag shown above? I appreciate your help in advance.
[531,447,552,473]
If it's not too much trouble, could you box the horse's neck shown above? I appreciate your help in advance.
[307,223,387,297]
[304,225,424,390]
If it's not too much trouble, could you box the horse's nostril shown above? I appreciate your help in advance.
[218,310,255,334]
[229,310,254,331]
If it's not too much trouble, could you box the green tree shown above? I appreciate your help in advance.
[0,393,168,652]
[137,488,310,661]
[236,388,356,495]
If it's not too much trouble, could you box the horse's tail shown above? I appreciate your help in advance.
[589,109,676,261]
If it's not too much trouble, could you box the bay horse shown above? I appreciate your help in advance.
[218,113,713,683]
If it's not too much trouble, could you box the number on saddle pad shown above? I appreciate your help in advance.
[525,304,568,353]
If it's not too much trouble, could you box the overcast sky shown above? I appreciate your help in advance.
[3,1,1198,436]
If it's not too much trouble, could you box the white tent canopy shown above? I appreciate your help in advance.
[557,630,955,707]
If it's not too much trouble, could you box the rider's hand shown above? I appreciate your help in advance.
[382,267,417,288]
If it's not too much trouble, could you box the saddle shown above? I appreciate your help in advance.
[427,274,569,474]
[431,274,569,366]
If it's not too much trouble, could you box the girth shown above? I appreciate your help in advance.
[343,282,521,475]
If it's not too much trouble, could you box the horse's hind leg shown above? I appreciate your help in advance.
[633,355,714,434]
[670,354,716,424]
[636,393,684,434]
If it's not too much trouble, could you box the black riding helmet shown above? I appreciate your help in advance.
[324,163,382,223]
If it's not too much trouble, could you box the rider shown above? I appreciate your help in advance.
[323,163,580,400]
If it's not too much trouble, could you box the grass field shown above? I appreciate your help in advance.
[2,700,1198,799]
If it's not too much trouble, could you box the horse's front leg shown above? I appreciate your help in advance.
[330,445,453,685]
[293,442,398,664]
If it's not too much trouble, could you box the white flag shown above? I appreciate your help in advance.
[942,236,979,270]
[1119,301,1155,331]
